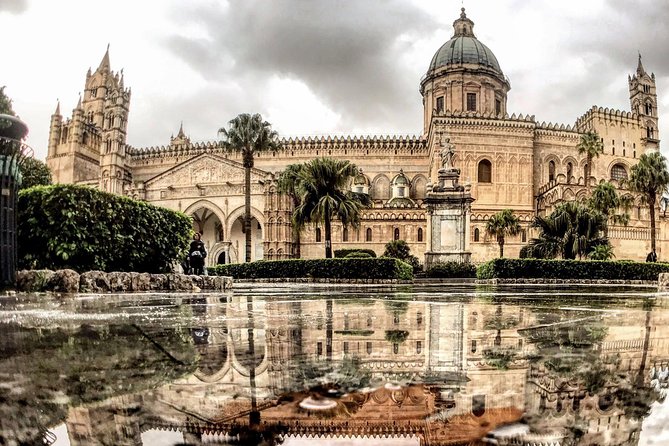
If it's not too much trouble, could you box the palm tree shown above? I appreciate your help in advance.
[292,157,370,258]
[277,163,304,258]
[589,181,633,236]
[528,202,609,259]
[577,130,604,192]
[219,114,280,262]
[629,151,669,255]
[485,209,521,258]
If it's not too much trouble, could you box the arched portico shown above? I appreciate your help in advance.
[184,200,228,269]
[227,206,265,263]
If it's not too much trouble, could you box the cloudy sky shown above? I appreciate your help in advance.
[2,0,668,161]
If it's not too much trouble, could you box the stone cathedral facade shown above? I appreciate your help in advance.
[47,9,664,266]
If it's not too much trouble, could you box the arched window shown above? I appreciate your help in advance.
[417,228,423,242]
[521,229,527,243]
[647,127,655,139]
[342,228,348,242]
[474,228,480,242]
[548,160,555,182]
[366,228,373,242]
[566,162,573,183]
[478,160,492,183]
[394,228,400,241]
[646,102,653,115]
[315,228,321,242]
[611,164,628,181]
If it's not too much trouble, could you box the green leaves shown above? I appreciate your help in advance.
[17,184,191,273]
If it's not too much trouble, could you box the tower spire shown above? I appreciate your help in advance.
[54,99,60,115]
[637,52,646,76]
[97,44,111,72]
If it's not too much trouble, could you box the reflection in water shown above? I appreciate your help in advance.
[0,286,668,445]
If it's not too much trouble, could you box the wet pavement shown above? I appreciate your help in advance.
[0,283,668,445]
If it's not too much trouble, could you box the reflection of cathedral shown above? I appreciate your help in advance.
[46,8,665,264]
[53,293,669,446]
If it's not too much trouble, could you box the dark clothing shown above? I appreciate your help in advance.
[646,251,657,263]
[189,240,207,275]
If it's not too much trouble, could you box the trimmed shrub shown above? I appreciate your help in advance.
[18,184,192,273]
[345,251,373,258]
[209,258,413,280]
[382,240,421,272]
[476,258,669,281]
[426,261,477,278]
[334,248,377,258]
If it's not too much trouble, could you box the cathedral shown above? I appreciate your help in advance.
[46,8,663,265]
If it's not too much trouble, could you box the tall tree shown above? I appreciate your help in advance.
[485,209,521,258]
[0,86,16,116]
[292,157,370,258]
[577,130,604,192]
[589,181,632,236]
[277,163,304,258]
[219,114,280,262]
[629,151,669,255]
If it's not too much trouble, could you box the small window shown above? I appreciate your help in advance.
[398,187,405,197]
[478,160,492,183]
[548,160,555,182]
[467,93,477,112]
[343,342,349,355]
[366,342,372,354]
[611,164,628,181]
[567,162,573,183]
[436,96,444,113]
[612,147,615,155]
[367,315,373,327]
[471,340,477,353]
[417,312,423,326]
[317,342,323,356]
[315,228,322,242]
[393,343,399,354]
[417,228,423,242]
[343,228,348,242]
[521,229,527,243]
[472,395,486,417]
[394,228,400,241]
[495,99,501,115]
[416,341,422,354]
[647,127,655,139]
[366,228,373,242]
[474,228,480,242]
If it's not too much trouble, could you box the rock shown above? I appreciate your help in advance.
[149,274,168,291]
[190,274,205,290]
[108,272,133,292]
[129,272,151,291]
[167,273,195,291]
[659,273,669,289]
[48,269,80,293]
[15,269,55,292]
[79,271,110,293]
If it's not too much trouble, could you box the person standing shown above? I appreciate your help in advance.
[189,233,207,275]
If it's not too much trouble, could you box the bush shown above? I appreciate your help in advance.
[425,261,477,278]
[476,258,669,281]
[334,248,377,258]
[209,258,413,280]
[382,240,421,272]
[345,251,373,258]
[18,184,192,273]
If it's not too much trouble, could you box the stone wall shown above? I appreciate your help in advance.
[15,270,233,294]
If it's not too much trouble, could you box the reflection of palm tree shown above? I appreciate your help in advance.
[326,299,333,362]
[247,296,259,428]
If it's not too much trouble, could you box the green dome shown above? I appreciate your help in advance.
[427,8,503,76]
[429,36,502,74]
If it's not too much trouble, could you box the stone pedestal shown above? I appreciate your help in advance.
[424,166,474,269]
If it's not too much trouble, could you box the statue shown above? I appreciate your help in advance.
[440,136,455,170]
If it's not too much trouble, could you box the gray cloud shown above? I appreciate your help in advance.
[0,0,27,14]
[164,0,436,134]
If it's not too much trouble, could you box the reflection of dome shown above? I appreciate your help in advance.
[427,8,504,77]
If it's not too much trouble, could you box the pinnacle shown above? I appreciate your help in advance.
[54,99,60,115]
[97,44,111,72]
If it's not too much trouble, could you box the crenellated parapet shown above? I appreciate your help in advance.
[575,105,641,131]
[128,140,222,160]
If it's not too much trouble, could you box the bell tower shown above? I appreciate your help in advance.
[629,54,659,152]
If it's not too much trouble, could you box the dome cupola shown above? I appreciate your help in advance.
[420,9,511,133]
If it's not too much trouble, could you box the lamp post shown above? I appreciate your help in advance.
[0,114,32,288]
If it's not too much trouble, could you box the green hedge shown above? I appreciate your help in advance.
[334,249,377,258]
[426,261,477,278]
[18,184,192,273]
[209,258,413,280]
[476,258,669,281]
